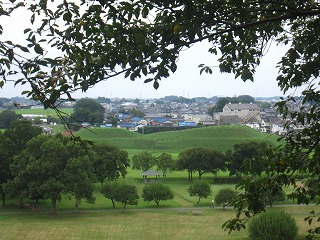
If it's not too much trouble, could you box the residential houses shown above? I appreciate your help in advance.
[5,96,305,136]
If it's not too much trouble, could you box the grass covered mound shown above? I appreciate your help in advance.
[76,125,280,155]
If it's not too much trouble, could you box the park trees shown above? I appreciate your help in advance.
[187,180,211,206]
[90,143,130,186]
[7,134,95,214]
[132,151,155,172]
[142,181,174,207]
[156,153,174,178]
[176,147,225,180]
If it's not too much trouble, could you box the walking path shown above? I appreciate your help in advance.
[0,204,318,215]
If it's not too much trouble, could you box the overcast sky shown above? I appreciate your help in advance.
[1,2,301,100]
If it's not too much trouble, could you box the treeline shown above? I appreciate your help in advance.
[137,125,206,134]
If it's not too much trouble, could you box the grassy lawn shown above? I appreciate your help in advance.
[13,108,73,117]
[0,207,318,240]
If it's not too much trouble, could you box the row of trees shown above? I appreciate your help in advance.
[100,180,240,211]
[132,142,272,181]
[0,120,130,214]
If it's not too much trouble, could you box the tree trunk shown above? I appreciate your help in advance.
[112,200,115,208]
[198,171,202,179]
[51,196,57,215]
[156,200,160,207]
[1,191,5,207]
[18,196,23,208]
[122,203,127,212]
[197,197,200,206]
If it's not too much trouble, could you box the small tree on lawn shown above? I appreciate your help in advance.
[215,188,238,210]
[262,189,286,208]
[188,180,211,206]
[101,181,119,208]
[132,151,155,172]
[156,153,174,178]
[142,181,174,207]
[115,182,139,212]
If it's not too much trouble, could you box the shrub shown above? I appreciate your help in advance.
[247,210,298,240]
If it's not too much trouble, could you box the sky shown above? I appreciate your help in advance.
[0,2,301,100]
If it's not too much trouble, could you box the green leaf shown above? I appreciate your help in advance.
[144,78,153,83]
[0,81,4,88]
[63,12,72,23]
[34,44,43,55]
[142,7,149,18]
[7,49,14,62]
[153,80,159,89]
[24,28,32,34]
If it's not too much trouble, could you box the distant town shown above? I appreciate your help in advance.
[0,95,301,136]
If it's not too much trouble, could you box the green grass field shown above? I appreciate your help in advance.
[0,206,318,240]
[0,108,73,118]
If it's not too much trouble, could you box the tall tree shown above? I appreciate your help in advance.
[7,134,95,214]
[90,143,130,186]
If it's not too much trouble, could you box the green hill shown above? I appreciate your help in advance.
[77,125,281,157]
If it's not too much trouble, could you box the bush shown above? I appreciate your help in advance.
[247,210,298,240]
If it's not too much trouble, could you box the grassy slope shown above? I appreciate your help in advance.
[0,108,73,118]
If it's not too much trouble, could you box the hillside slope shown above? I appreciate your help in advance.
[77,125,280,156]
